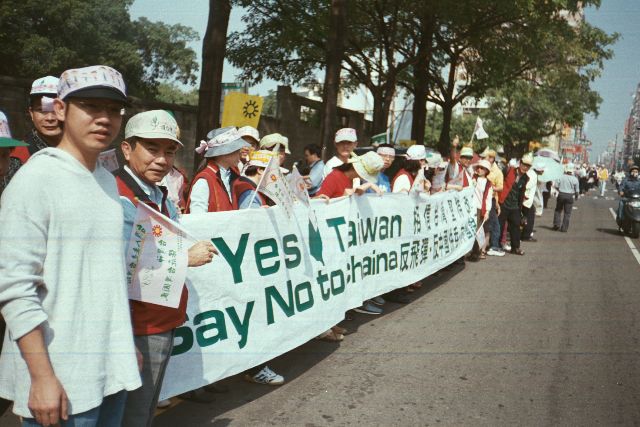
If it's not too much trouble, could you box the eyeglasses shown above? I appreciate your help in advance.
[71,100,125,116]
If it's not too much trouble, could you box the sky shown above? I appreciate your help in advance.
[130,0,640,157]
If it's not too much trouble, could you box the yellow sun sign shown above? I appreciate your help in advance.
[221,92,264,128]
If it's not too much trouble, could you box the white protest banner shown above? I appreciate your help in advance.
[160,188,477,399]
[125,202,189,308]
[97,148,119,172]
[256,151,295,217]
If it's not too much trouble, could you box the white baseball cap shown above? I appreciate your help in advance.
[238,125,259,142]
[58,65,128,104]
[335,128,357,143]
[406,144,426,160]
[30,76,59,96]
[125,110,182,146]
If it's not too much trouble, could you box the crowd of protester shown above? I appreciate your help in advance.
[0,65,621,426]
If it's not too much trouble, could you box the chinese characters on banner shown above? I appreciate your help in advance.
[125,202,189,308]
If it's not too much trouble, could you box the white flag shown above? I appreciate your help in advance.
[476,225,486,248]
[286,166,311,206]
[97,148,119,172]
[410,168,427,193]
[125,202,189,308]
[256,150,296,218]
[474,117,489,140]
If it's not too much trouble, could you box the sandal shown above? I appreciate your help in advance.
[479,252,487,260]
[409,281,422,289]
[331,325,348,335]
[316,329,344,342]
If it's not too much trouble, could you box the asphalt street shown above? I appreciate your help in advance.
[3,186,640,426]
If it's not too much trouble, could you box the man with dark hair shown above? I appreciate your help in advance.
[304,143,324,196]
[0,65,141,426]
[117,110,216,426]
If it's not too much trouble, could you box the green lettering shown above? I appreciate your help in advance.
[225,302,254,349]
[294,281,314,312]
[254,238,280,276]
[265,282,294,325]
[283,234,301,269]
[211,233,249,284]
[326,217,347,252]
[194,310,227,347]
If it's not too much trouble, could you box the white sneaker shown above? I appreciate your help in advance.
[157,399,171,408]
[502,243,511,251]
[487,248,505,257]
[245,366,285,385]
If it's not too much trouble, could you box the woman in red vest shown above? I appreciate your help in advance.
[186,127,250,213]
[392,144,427,193]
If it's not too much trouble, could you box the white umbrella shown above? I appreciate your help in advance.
[533,156,563,182]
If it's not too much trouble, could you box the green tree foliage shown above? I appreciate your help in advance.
[156,82,199,106]
[0,0,199,98]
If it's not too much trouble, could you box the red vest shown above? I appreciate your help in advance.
[115,169,188,336]
[233,176,267,206]
[10,146,30,164]
[477,178,492,217]
[186,162,240,213]
[446,163,470,187]
[391,169,415,190]
[499,167,529,205]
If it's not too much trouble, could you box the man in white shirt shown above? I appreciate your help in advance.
[0,65,141,426]
[323,128,358,178]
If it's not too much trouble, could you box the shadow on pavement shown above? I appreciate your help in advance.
[152,263,465,426]
[597,227,623,236]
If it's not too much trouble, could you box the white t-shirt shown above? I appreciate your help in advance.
[0,148,141,417]
[323,156,345,178]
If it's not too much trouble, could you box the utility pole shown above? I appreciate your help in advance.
[612,133,618,171]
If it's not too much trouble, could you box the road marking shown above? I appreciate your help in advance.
[609,207,640,265]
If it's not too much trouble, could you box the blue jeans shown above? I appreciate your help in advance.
[22,390,127,427]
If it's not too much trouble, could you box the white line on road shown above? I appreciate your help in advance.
[609,207,640,265]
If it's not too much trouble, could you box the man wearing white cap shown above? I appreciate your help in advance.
[323,127,358,178]
[116,110,216,426]
[0,65,141,426]
[521,161,543,242]
[238,125,260,167]
[392,144,427,193]
[498,153,534,255]
[260,132,290,169]
[187,127,251,213]
[446,136,474,190]
[376,144,395,192]
[553,163,580,232]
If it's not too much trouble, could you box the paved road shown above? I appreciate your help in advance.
[3,188,640,426]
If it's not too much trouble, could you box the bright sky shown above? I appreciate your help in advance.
[584,0,640,158]
[130,1,638,157]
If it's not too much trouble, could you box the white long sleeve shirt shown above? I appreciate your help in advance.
[0,148,141,417]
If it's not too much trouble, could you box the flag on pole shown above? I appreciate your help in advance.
[286,166,311,206]
[410,168,428,193]
[475,219,486,248]
[256,149,296,218]
[125,202,190,308]
[221,92,263,128]
[474,117,489,140]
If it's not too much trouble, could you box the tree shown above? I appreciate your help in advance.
[156,82,199,106]
[320,0,347,160]
[195,0,231,169]
[227,0,419,133]
[0,0,199,98]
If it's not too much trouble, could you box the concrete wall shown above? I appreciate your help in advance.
[0,76,372,179]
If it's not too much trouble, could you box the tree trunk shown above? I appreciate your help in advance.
[438,102,453,155]
[371,81,395,136]
[320,0,347,161]
[410,14,436,146]
[194,0,231,171]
